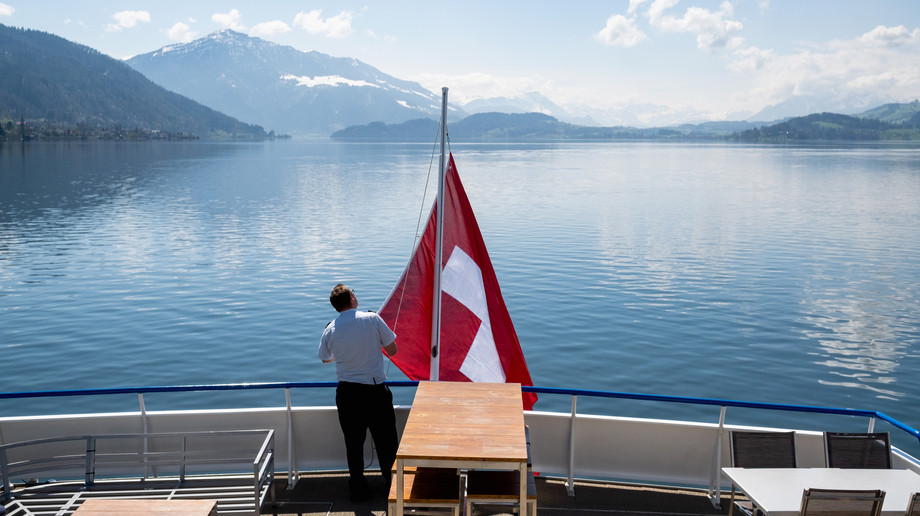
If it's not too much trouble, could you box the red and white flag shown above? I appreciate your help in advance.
[379,154,537,410]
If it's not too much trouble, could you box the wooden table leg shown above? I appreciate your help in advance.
[519,461,527,516]
[396,459,404,516]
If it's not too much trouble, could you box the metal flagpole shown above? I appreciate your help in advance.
[430,87,448,381]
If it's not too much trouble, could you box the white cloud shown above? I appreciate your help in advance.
[596,14,648,47]
[729,24,920,112]
[847,72,901,91]
[627,0,650,15]
[167,22,197,43]
[647,0,680,26]
[0,3,14,17]
[599,1,742,51]
[365,29,396,43]
[858,25,920,48]
[251,20,291,37]
[293,9,354,39]
[409,72,554,104]
[106,10,151,33]
[727,45,774,71]
[649,1,743,50]
[212,9,245,31]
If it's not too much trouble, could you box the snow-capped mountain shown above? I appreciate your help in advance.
[461,92,569,117]
[750,92,897,123]
[127,30,459,135]
[454,93,579,126]
[461,92,743,128]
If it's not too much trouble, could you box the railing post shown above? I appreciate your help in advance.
[1,448,11,502]
[269,431,276,506]
[868,417,876,433]
[285,388,298,489]
[139,393,153,480]
[180,435,187,482]
[708,406,727,508]
[254,431,275,516]
[566,395,577,497]
[85,436,96,488]
[253,449,260,516]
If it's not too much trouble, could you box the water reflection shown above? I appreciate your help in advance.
[585,142,920,409]
[802,295,911,400]
[2,140,920,429]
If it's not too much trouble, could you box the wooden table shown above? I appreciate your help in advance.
[394,381,528,516]
[72,499,218,515]
[722,467,920,515]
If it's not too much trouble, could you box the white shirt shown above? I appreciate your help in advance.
[318,309,397,384]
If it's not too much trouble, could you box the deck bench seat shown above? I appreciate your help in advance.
[72,498,218,515]
[465,469,537,516]
[388,467,461,516]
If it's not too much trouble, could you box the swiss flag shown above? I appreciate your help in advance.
[379,154,537,410]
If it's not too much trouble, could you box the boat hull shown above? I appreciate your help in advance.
[3,404,919,491]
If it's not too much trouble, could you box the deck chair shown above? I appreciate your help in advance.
[799,488,885,516]
[728,430,797,516]
[825,432,892,469]
[906,492,920,516]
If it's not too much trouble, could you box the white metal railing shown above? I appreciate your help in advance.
[1,429,274,515]
[3,381,920,512]
[527,391,920,509]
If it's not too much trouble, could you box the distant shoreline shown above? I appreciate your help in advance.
[330,111,920,142]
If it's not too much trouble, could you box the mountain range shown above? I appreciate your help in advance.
[2,24,919,142]
[0,24,266,139]
[111,29,920,132]
[331,105,920,141]
[127,30,462,136]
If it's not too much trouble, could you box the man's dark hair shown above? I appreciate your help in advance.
[329,283,353,312]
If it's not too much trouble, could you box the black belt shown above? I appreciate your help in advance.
[338,381,387,388]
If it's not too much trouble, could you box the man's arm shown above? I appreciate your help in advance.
[383,340,397,357]
[318,334,334,364]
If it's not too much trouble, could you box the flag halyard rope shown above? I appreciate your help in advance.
[385,119,444,377]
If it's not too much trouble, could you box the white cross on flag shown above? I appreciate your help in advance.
[379,154,537,410]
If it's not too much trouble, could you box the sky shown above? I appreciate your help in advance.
[2,1,919,121]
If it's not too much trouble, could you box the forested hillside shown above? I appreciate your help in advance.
[737,112,920,142]
[0,24,267,140]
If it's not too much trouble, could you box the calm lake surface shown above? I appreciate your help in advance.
[2,140,919,439]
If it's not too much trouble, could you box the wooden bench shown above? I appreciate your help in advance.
[465,470,537,516]
[465,426,536,516]
[387,467,461,516]
[72,499,218,515]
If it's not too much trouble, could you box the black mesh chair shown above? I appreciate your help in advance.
[824,432,892,469]
[728,430,797,516]
[799,488,885,516]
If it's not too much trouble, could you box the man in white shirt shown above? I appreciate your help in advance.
[318,284,398,501]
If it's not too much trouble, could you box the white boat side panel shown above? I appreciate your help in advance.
[3,406,918,488]
[0,406,413,479]
[525,411,723,485]
[523,412,920,487]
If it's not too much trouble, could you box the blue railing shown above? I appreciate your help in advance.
[2,381,918,445]
[524,385,920,444]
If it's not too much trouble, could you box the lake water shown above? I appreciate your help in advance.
[1,140,919,440]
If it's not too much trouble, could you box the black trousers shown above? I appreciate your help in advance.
[335,381,398,489]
